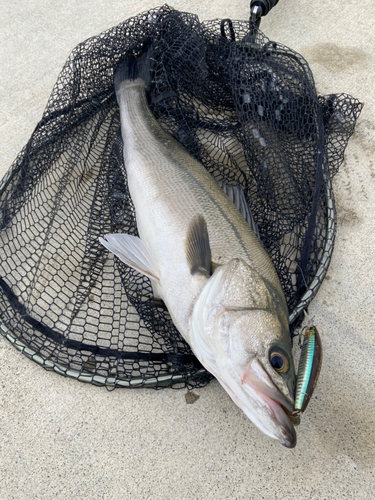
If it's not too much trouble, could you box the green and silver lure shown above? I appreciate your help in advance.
[293,325,323,418]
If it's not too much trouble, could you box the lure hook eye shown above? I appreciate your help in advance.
[269,350,290,373]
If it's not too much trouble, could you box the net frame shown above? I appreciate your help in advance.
[0,6,362,388]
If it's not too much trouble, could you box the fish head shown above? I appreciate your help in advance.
[190,258,297,448]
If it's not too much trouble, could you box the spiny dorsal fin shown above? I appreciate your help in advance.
[185,215,211,277]
[219,181,261,242]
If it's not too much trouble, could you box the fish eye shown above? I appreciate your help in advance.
[269,350,290,373]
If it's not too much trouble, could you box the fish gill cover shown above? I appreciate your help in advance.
[0,5,362,388]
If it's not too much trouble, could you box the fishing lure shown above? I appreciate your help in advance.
[292,325,323,417]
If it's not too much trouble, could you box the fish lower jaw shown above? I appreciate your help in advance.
[256,393,297,448]
[215,366,297,448]
[232,388,296,448]
[240,358,297,444]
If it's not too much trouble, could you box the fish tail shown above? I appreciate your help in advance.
[114,41,153,95]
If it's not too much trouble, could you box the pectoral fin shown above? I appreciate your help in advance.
[185,215,211,277]
[99,234,160,281]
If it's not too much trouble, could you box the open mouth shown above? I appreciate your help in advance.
[242,359,297,448]
[259,392,297,448]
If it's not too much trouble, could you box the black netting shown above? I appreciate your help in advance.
[0,6,362,388]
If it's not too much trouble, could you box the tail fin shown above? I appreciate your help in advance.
[114,42,153,96]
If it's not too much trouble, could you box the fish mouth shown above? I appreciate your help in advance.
[258,393,297,448]
[242,359,297,448]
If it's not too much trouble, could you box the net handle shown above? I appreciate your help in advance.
[250,0,280,20]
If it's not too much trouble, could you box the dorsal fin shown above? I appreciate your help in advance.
[219,181,261,242]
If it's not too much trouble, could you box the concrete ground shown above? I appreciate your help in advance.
[0,1,374,498]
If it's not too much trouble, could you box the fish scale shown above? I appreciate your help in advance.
[118,82,279,293]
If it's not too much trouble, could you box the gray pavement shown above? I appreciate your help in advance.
[1,1,374,499]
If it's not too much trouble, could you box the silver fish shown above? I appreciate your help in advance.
[100,47,297,447]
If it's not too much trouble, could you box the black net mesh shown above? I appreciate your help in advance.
[0,6,362,388]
